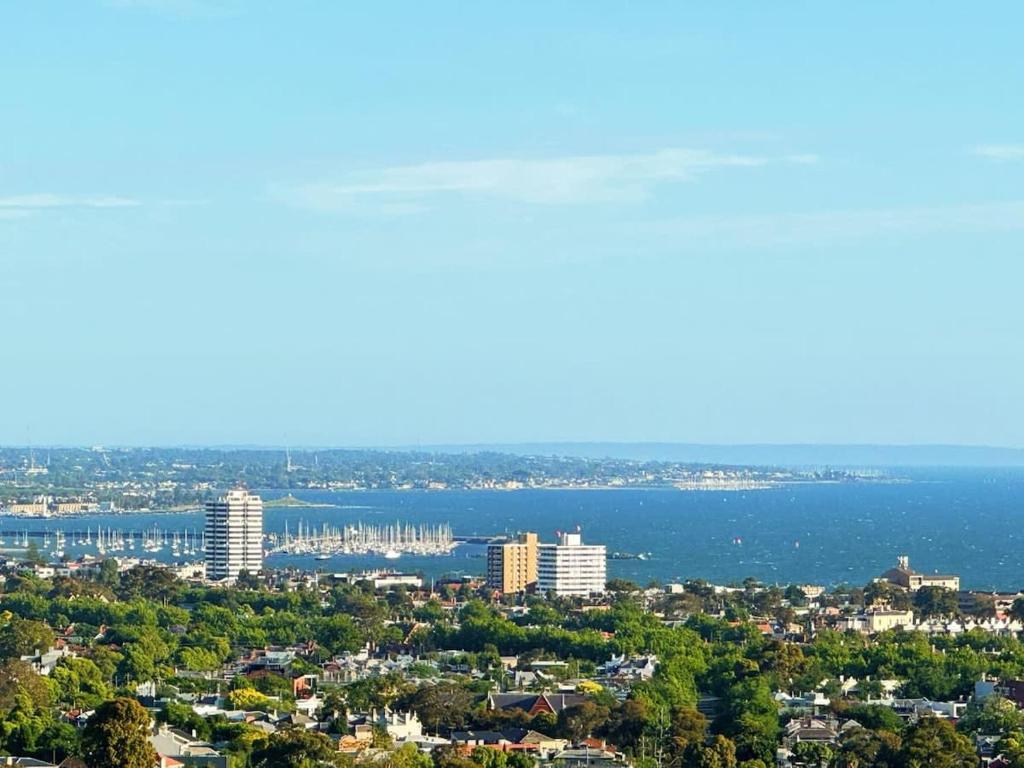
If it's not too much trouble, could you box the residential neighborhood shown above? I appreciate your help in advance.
[2,547,1024,767]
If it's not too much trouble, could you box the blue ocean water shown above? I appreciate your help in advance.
[2,468,1023,590]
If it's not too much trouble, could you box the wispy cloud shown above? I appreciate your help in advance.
[103,0,239,16]
[0,194,141,216]
[970,144,1024,162]
[641,200,1024,249]
[275,148,817,212]
[0,194,140,209]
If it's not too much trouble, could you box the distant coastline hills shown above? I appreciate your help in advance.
[3,443,1023,470]
[411,443,1024,468]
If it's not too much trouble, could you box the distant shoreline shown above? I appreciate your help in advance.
[0,477,911,520]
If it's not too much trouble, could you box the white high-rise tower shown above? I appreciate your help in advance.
[204,488,263,581]
[538,530,606,597]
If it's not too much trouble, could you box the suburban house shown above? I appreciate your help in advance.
[487,692,588,716]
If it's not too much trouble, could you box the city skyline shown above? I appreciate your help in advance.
[3,3,1023,447]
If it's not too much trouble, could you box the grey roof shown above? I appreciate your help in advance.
[488,692,587,715]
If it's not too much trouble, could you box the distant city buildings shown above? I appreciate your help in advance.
[538,531,607,597]
[204,487,263,582]
[487,532,539,594]
[0,494,102,517]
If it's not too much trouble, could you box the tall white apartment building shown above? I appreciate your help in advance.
[204,488,263,582]
[538,531,606,597]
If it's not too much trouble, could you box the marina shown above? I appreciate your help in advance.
[3,475,1024,589]
[0,525,206,558]
[0,520,461,562]
[267,520,456,559]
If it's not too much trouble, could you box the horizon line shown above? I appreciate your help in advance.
[1,441,1023,452]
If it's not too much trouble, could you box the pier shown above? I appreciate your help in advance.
[452,534,510,544]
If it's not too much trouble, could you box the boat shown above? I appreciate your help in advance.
[610,551,649,561]
[383,550,401,560]
[315,553,331,561]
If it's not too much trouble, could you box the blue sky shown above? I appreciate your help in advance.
[2,1,1022,447]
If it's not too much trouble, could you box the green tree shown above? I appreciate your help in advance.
[507,752,536,768]
[691,734,737,768]
[912,587,959,619]
[557,700,611,743]
[718,678,778,764]
[24,541,47,566]
[792,741,834,767]
[118,565,182,604]
[957,694,1022,735]
[995,730,1024,768]
[51,657,113,709]
[0,619,55,660]
[896,716,975,768]
[671,706,708,754]
[381,741,434,768]
[407,682,475,732]
[0,660,51,712]
[229,687,273,711]
[434,744,482,768]
[82,697,158,768]
[603,698,659,753]
[38,720,81,763]
[835,725,900,768]
[236,570,262,590]
[117,642,156,683]
[1010,597,1024,623]
[97,558,120,589]
[371,724,394,749]
[784,585,808,607]
[251,726,348,768]
[838,704,904,734]
[472,745,509,768]
[864,581,910,610]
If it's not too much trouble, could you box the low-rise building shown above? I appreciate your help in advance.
[373,709,423,742]
[149,723,228,768]
[19,646,74,676]
[551,746,628,768]
[596,654,658,682]
[878,555,960,592]
[836,609,914,634]
[488,692,588,717]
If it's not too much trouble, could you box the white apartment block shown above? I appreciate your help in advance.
[538,531,606,597]
[204,488,263,581]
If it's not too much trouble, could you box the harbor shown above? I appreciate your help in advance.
[266,520,457,559]
[0,525,205,558]
[0,519,466,563]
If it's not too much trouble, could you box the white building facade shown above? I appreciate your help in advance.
[204,488,263,581]
[538,531,606,597]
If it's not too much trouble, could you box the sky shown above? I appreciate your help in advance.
[1,1,1023,447]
